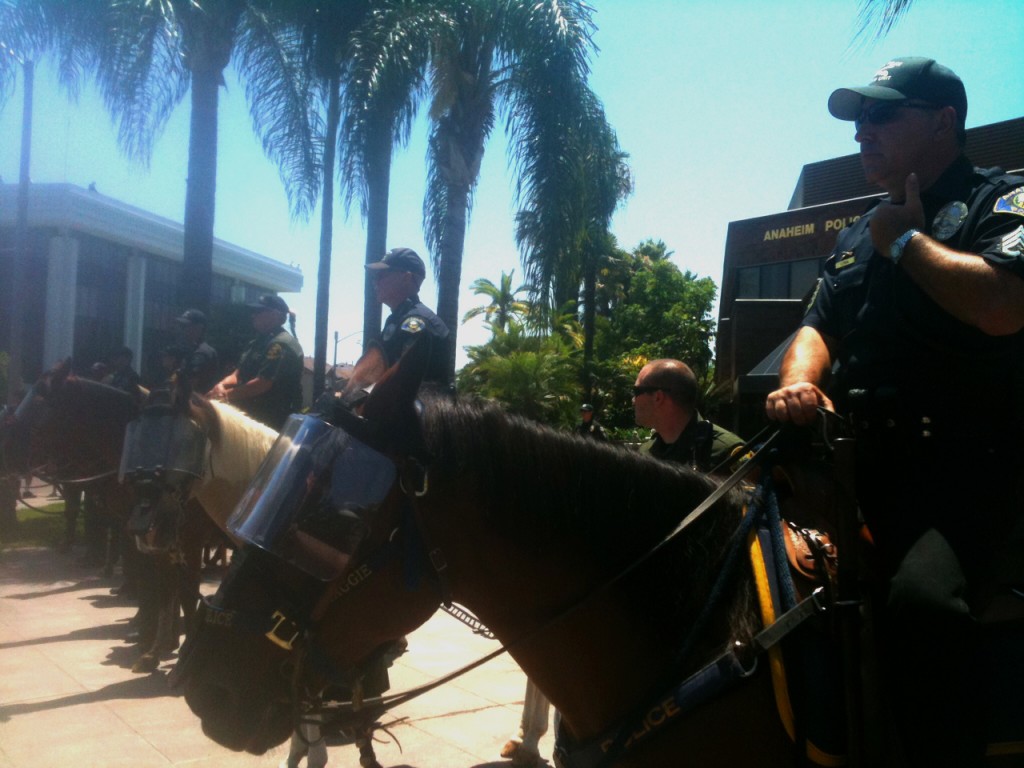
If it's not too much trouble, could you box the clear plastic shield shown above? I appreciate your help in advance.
[119,406,208,484]
[227,414,397,581]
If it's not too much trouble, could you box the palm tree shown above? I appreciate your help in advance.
[334,2,442,352]
[0,0,318,314]
[422,0,600,379]
[515,89,631,398]
[854,0,915,41]
[462,270,529,333]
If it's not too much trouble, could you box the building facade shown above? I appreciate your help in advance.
[1,183,302,388]
[715,116,1024,434]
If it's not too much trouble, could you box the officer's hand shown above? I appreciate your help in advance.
[765,382,834,426]
[870,172,926,258]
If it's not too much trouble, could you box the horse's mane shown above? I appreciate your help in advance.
[419,394,759,650]
[189,395,278,487]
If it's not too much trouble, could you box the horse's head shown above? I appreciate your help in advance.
[176,340,436,753]
[122,373,210,552]
[1,359,136,484]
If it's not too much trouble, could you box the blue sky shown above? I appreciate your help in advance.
[2,0,1023,368]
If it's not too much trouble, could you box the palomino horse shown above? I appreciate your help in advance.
[174,341,848,767]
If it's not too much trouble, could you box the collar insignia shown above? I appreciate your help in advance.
[931,201,968,240]
[999,225,1024,258]
[400,317,426,334]
[994,187,1024,218]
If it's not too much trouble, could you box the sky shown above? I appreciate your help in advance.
[2,0,1024,369]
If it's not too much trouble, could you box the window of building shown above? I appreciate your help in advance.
[736,257,824,300]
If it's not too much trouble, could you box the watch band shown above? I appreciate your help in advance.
[889,228,921,265]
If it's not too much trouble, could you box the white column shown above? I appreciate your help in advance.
[124,250,146,362]
[43,233,79,368]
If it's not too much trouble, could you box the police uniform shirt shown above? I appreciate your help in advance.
[803,156,1024,427]
[109,365,141,394]
[236,326,304,430]
[184,341,219,394]
[640,416,745,474]
[380,296,450,384]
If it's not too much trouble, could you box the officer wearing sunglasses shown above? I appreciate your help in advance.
[766,57,1024,767]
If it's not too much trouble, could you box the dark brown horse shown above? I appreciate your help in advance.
[0,361,230,672]
[174,341,850,767]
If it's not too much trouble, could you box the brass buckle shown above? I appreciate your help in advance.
[264,610,300,651]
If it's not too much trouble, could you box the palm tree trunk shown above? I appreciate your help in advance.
[313,74,341,401]
[179,66,220,313]
[361,128,392,352]
[436,180,470,380]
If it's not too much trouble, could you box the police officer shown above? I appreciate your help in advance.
[574,404,607,440]
[174,308,220,394]
[766,57,1024,766]
[209,294,304,431]
[108,346,142,401]
[365,248,450,385]
[634,359,745,473]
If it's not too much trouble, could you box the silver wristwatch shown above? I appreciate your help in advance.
[889,228,920,265]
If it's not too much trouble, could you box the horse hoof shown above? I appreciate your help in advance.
[132,654,159,674]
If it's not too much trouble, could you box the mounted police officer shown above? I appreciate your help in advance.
[365,247,450,387]
[634,359,745,474]
[209,294,304,431]
[766,57,1024,766]
[174,308,220,394]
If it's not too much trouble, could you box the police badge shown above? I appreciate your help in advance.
[931,201,968,241]
[400,317,426,334]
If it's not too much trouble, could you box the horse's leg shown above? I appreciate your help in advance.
[354,725,380,768]
[58,486,81,553]
[133,555,169,673]
[177,499,208,637]
[501,678,549,766]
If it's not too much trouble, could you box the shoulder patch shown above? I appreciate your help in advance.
[400,317,426,334]
[999,225,1024,258]
[994,186,1024,218]
[266,343,282,360]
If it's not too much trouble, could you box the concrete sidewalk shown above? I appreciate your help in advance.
[0,545,552,768]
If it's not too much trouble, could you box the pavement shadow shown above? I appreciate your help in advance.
[2,577,111,600]
[0,620,132,651]
[0,670,180,722]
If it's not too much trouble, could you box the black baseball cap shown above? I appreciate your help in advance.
[175,308,207,325]
[828,57,967,127]
[247,294,289,314]
[580,404,594,412]
[365,247,426,278]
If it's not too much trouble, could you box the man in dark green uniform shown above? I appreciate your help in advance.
[766,57,1024,766]
[365,248,451,386]
[174,308,220,394]
[633,359,745,474]
[209,294,303,430]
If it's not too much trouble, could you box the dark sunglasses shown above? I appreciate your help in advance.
[855,101,941,131]
[632,385,668,397]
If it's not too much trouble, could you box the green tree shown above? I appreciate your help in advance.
[423,0,600,380]
[591,241,719,429]
[457,319,580,427]
[462,270,530,333]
